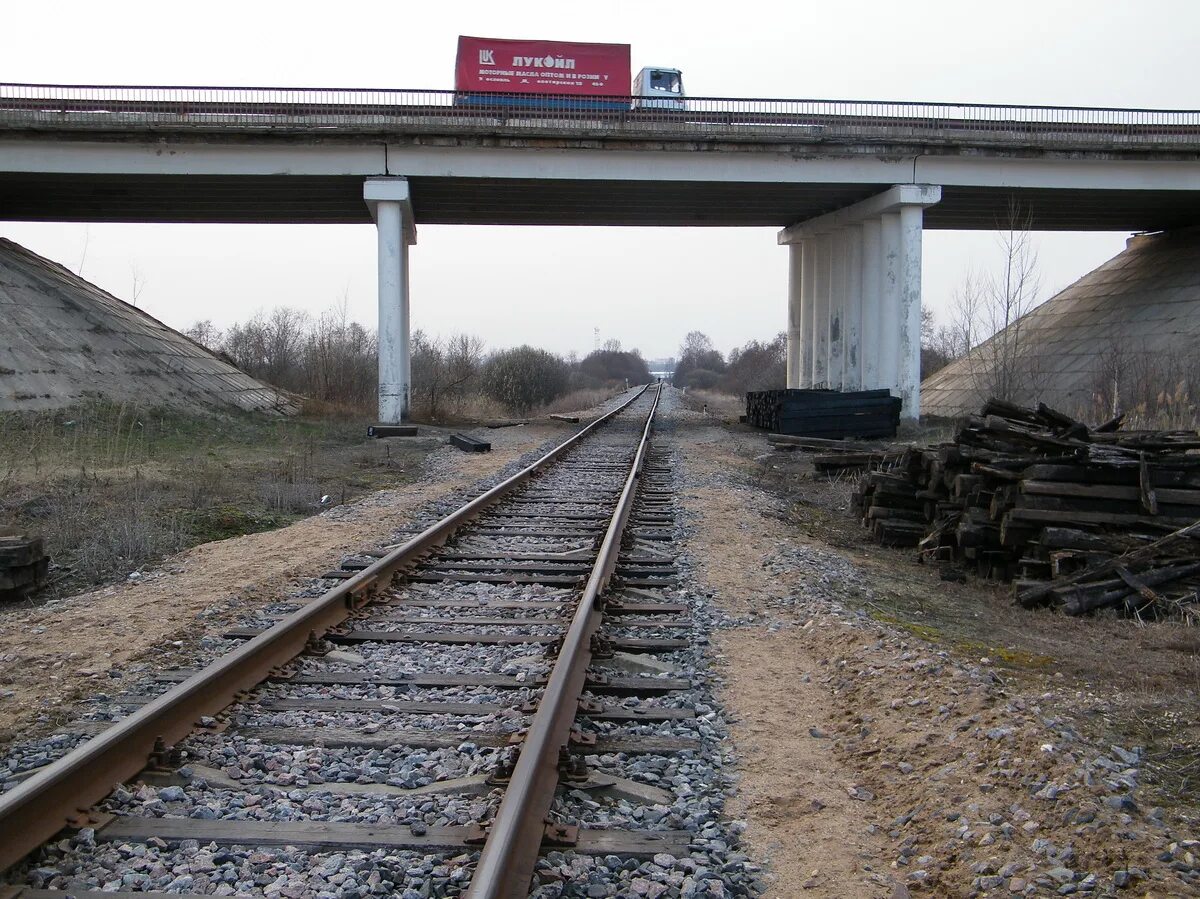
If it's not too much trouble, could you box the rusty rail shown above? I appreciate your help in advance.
[0,385,650,874]
[466,384,662,897]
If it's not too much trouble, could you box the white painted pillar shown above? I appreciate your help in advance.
[776,185,939,404]
[827,229,847,390]
[364,178,416,424]
[800,239,817,388]
[376,201,408,422]
[879,212,902,400]
[898,204,925,418]
[860,219,882,390]
[812,232,832,388]
[786,242,803,389]
[844,224,863,392]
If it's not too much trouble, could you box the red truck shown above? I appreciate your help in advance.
[454,35,684,110]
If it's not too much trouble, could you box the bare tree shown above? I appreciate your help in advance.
[411,331,485,419]
[76,226,90,277]
[954,200,1047,404]
[949,268,983,358]
[184,320,223,351]
[130,265,146,307]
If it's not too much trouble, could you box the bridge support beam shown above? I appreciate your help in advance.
[844,224,863,391]
[786,243,804,388]
[827,229,846,390]
[779,184,940,418]
[812,233,832,388]
[799,239,817,387]
[364,178,417,424]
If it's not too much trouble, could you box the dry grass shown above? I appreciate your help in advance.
[679,388,744,421]
[539,386,624,415]
[0,402,423,595]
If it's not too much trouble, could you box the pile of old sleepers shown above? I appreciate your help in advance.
[0,529,48,601]
[746,389,901,439]
[768,433,907,473]
[853,398,1200,618]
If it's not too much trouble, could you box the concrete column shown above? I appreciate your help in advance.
[898,204,925,418]
[786,242,803,389]
[860,219,882,390]
[827,229,847,390]
[776,185,940,405]
[812,232,832,387]
[879,212,902,399]
[844,224,863,391]
[800,239,817,388]
[364,178,416,424]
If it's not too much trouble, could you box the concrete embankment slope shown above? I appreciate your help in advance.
[921,227,1200,418]
[0,238,295,413]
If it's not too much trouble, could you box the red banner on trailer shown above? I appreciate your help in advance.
[455,36,631,96]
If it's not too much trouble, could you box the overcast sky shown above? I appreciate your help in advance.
[2,0,1193,360]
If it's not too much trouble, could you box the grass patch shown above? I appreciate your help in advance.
[0,402,425,596]
[868,609,944,642]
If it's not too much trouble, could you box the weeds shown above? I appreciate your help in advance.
[0,401,420,596]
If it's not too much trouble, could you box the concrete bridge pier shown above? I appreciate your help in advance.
[786,243,804,388]
[844,224,863,391]
[827,229,846,390]
[780,184,941,418]
[364,178,417,424]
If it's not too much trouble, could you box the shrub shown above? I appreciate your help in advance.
[720,334,785,394]
[482,346,570,413]
[578,350,650,386]
[681,368,722,390]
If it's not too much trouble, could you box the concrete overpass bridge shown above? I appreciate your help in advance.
[1,83,1198,421]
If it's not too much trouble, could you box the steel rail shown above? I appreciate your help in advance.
[0,385,649,874]
[467,384,662,898]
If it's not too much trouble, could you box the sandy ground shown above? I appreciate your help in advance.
[0,421,568,745]
[675,411,1200,897]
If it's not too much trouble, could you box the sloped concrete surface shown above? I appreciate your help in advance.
[0,238,296,413]
[921,227,1200,418]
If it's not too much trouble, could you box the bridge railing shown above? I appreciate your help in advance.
[1,83,1198,149]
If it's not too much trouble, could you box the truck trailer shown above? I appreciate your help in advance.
[454,35,684,110]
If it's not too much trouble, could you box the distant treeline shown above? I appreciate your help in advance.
[184,306,653,418]
[672,330,786,394]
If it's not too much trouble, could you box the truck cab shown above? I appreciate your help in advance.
[633,67,685,109]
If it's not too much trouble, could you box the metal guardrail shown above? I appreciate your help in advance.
[1,83,1199,149]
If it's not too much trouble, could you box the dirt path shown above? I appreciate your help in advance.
[0,424,558,744]
[676,414,1200,897]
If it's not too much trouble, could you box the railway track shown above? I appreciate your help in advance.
[0,384,732,898]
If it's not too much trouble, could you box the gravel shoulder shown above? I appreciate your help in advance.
[675,410,1200,897]
[0,418,586,747]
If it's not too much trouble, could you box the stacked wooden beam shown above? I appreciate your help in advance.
[767,433,907,473]
[0,530,49,601]
[852,399,1200,618]
[746,389,901,439]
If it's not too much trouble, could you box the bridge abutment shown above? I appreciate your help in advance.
[780,185,941,418]
[364,178,416,424]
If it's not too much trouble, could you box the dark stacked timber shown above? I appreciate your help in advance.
[746,389,901,439]
[768,433,907,473]
[853,398,1200,619]
[0,530,49,600]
